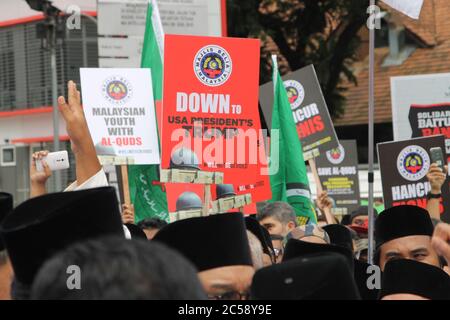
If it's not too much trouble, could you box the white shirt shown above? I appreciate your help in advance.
[64,169,109,192]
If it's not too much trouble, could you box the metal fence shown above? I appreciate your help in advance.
[0,16,98,111]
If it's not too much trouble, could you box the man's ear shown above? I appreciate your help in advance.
[286,221,296,231]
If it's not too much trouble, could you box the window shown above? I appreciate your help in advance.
[0,145,16,166]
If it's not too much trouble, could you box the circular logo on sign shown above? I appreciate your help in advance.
[193,45,232,87]
[102,76,132,105]
[283,80,305,109]
[397,145,430,181]
[326,144,345,165]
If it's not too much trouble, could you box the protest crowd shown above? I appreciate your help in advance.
[1,0,450,302]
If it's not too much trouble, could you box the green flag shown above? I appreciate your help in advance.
[128,0,168,222]
[269,55,317,225]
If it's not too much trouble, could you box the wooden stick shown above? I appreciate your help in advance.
[121,164,131,205]
[202,184,211,216]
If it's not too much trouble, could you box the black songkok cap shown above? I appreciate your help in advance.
[380,259,450,300]
[154,213,253,272]
[251,252,360,300]
[375,205,434,249]
[283,238,354,271]
[0,187,124,285]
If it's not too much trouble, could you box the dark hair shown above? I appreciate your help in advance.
[31,236,206,300]
[256,202,297,227]
[137,218,168,230]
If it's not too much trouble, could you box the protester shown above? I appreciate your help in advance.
[257,202,297,237]
[0,187,124,299]
[31,237,206,300]
[245,216,275,266]
[251,252,360,300]
[380,259,450,300]
[137,217,168,240]
[0,193,13,300]
[374,205,441,271]
[154,213,254,300]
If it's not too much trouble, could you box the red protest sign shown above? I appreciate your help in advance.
[161,35,271,210]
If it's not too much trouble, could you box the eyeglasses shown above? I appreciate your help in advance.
[208,291,250,300]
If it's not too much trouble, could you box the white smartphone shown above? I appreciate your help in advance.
[36,151,70,172]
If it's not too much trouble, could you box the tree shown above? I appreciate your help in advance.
[227,0,369,119]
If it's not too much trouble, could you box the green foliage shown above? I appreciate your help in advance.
[227,0,369,119]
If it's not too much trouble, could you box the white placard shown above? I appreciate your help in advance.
[80,68,160,165]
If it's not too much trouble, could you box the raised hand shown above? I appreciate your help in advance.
[59,80,101,186]
[30,150,51,197]
[427,163,447,194]
[58,81,90,154]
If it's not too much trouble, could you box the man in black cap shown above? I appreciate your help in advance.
[0,187,124,299]
[380,259,450,300]
[154,213,254,300]
[375,205,441,271]
[31,237,206,300]
[0,192,13,300]
[251,252,360,300]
